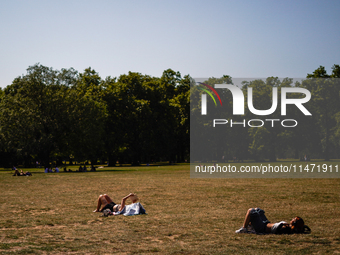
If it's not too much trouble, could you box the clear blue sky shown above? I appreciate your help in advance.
[0,0,339,88]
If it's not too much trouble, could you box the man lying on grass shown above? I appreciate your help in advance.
[235,208,311,234]
[93,193,146,216]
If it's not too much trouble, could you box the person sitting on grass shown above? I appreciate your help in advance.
[235,208,311,234]
[93,193,145,216]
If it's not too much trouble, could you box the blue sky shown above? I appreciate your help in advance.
[0,0,339,88]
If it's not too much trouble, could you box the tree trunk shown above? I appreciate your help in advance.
[108,152,116,167]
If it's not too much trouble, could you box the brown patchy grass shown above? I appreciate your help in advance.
[0,164,339,254]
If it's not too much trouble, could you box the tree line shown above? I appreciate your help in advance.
[0,64,338,167]
[191,65,340,162]
[0,64,190,167]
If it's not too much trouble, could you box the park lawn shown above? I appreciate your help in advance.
[0,163,339,254]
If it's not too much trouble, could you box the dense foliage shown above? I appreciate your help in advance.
[190,65,340,162]
[0,64,190,167]
[0,64,338,166]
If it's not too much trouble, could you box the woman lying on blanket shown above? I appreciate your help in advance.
[93,193,145,216]
[235,208,311,234]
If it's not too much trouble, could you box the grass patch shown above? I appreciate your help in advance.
[0,163,339,254]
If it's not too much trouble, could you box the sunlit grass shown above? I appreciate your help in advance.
[0,164,339,254]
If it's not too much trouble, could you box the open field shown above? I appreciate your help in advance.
[1,163,340,254]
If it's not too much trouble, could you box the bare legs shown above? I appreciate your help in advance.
[242,208,253,228]
[235,208,254,233]
[93,193,136,213]
[93,194,114,212]
[13,169,20,176]
[13,169,31,176]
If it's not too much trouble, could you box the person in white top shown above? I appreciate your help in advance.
[93,193,140,213]
[235,208,310,234]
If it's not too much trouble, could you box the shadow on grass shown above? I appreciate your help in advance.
[0,162,181,174]
[3,169,139,175]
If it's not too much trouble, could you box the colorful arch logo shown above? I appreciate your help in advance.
[198,82,223,115]
[198,82,223,107]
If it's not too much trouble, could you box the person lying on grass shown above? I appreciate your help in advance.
[235,208,311,234]
[93,193,146,216]
[13,169,32,176]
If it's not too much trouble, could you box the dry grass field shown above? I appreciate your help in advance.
[1,163,340,254]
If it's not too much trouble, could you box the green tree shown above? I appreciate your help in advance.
[169,74,190,162]
[242,78,284,161]
[303,65,340,160]
[103,72,157,165]
[0,64,70,166]
[307,65,330,78]
[331,64,340,78]
[0,64,106,167]
[71,67,106,165]
[102,69,190,166]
